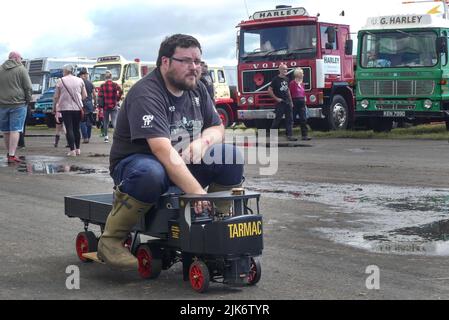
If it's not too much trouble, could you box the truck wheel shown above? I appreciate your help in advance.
[247,257,261,285]
[189,260,210,293]
[216,105,231,128]
[327,95,349,130]
[75,231,98,263]
[137,244,162,279]
[371,119,393,132]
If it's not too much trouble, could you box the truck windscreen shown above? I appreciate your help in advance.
[91,64,121,81]
[360,30,438,68]
[239,25,317,62]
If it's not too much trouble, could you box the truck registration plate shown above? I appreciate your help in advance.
[383,111,405,117]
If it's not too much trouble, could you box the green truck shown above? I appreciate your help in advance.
[355,14,449,131]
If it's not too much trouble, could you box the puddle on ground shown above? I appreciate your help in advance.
[2,155,448,255]
[0,155,109,175]
[246,178,449,256]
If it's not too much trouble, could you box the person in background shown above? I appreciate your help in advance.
[200,61,214,100]
[366,50,391,68]
[268,63,297,141]
[96,105,104,133]
[53,111,66,148]
[78,68,96,143]
[18,104,31,149]
[0,51,32,163]
[289,68,311,141]
[53,64,87,156]
[96,34,243,270]
[97,70,122,143]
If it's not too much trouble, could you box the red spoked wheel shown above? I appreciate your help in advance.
[136,244,162,279]
[75,231,98,263]
[247,257,261,285]
[189,260,210,293]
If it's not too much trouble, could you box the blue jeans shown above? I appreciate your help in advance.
[103,107,118,138]
[111,144,244,203]
[0,105,27,132]
[80,113,93,139]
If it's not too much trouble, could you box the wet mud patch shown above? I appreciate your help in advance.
[88,154,109,158]
[246,178,449,256]
[0,155,109,175]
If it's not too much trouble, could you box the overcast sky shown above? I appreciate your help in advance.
[0,0,446,65]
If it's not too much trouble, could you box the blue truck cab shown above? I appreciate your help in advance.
[31,69,63,127]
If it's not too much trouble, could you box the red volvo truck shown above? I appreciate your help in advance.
[236,5,355,130]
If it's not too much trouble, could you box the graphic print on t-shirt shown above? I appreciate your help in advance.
[170,116,203,139]
[166,91,205,148]
[141,114,155,129]
[280,80,289,93]
[109,68,222,173]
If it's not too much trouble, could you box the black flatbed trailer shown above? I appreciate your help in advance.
[65,189,263,292]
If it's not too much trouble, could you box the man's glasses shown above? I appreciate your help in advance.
[170,57,202,67]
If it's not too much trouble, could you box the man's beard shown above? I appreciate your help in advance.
[166,68,198,91]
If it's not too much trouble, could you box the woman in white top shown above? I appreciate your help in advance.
[53,64,87,156]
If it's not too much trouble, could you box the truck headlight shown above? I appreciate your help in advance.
[309,95,317,103]
[240,97,247,105]
[361,100,369,109]
[424,99,432,109]
[247,96,254,105]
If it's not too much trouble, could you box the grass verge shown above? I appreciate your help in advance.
[228,123,449,140]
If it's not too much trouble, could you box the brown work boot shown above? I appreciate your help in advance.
[97,187,153,270]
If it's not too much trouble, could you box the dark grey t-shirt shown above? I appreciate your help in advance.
[270,75,290,103]
[109,69,222,173]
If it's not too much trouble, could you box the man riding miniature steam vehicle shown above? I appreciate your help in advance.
[66,34,263,292]
[97,34,245,270]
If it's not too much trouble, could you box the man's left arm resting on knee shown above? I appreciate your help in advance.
[147,137,207,196]
[184,124,224,164]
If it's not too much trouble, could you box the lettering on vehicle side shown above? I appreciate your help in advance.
[252,61,298,69]
[381,15,423,25]
[171,225,180,239]
[253,7,307,20]
[324,56,340,64]
[368,15,427,27]
[228,221,262,239]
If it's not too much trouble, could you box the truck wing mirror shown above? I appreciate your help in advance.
[436,37,448,55]
[123,65,129,82]
[326,26,336,43]
[345,39,353,56]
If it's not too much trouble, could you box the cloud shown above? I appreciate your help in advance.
[17,1,254,65]
[0,0,435,65]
